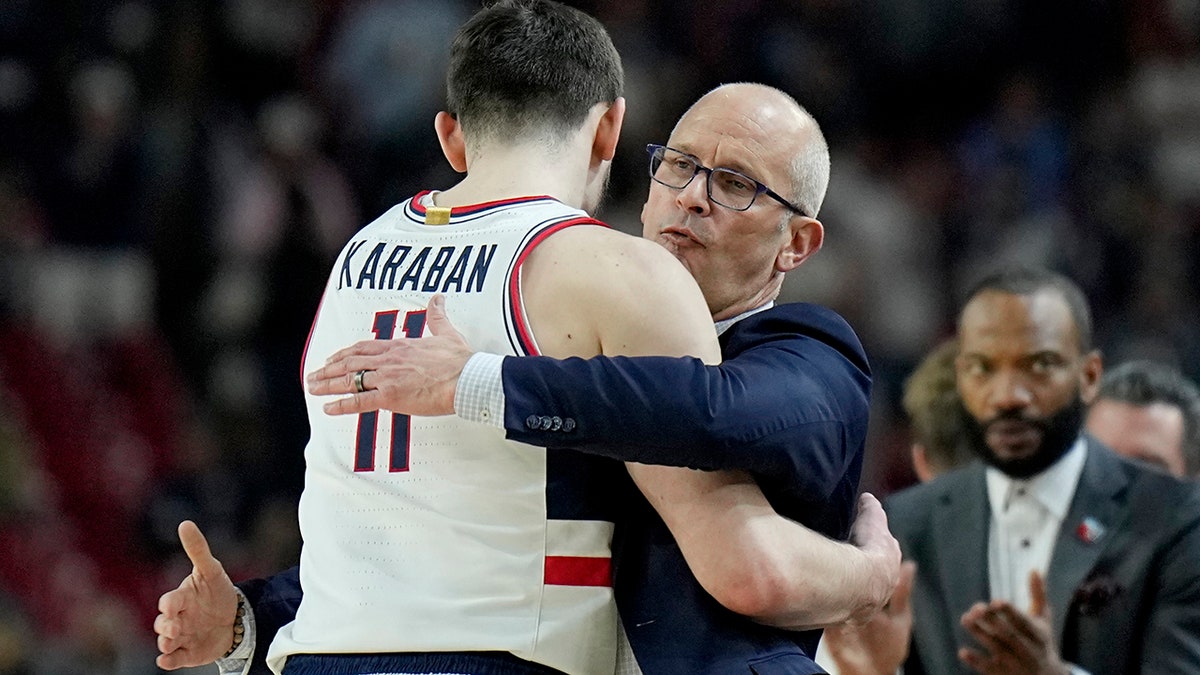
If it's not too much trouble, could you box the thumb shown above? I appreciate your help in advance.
[178,520,223,579]
[892,560,917,611]
[1029,570,1048,618]
[425,294,465,342]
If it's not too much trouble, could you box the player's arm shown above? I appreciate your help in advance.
[630,466,899,629]
[517,224,722,364]
[525,227,898,629]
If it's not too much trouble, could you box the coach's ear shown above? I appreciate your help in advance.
[776,217,823,273]
[435,111,468,173]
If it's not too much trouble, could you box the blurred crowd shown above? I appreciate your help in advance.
[0,0,1197,672]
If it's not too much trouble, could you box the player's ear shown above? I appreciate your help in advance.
[776,217,823,273]
[592,97,625,162]
[435,111,468,173]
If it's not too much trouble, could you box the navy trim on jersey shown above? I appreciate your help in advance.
[502,216,607,356]
[404,191,558,224]
[282,651,566,675]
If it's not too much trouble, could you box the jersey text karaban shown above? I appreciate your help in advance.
[338,241,498,293]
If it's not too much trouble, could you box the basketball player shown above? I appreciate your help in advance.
[153,2,897,675]
[265,3,710,672]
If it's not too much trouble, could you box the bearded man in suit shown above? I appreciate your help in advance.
[827,267,1200,675]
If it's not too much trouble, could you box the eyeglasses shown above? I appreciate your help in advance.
[646,144,808,216]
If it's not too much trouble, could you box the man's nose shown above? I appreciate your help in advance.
[675,174,711,216]
[988,369,1034,412]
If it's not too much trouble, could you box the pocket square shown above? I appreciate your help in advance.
[1072,573,1123,616]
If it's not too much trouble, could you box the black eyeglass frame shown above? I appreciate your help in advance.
[645,144,809,217]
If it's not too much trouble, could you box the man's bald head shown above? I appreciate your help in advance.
[674,83,830,218]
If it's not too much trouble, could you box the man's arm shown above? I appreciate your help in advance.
[235,568,302,675]
[633,469,900,629]
[500,328,868,486]
[311,308,866,491]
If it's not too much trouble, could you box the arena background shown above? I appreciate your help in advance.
[0,0,1197,671]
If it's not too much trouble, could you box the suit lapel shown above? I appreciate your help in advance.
[1047,439,1128,643]
[933,466,991,635]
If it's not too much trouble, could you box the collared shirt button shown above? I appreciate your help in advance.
[480,408,491,421]
[526,414,541,430]
[550,416,563,431]
[539,416,553,430]
[562,418,576,432]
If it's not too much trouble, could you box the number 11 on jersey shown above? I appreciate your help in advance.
[354,309,427,472]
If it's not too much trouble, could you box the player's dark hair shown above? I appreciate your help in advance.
[1098,360,1200,474]
[960,267,1094,352]
[446,0,623,143]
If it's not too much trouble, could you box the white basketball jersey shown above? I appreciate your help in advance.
[268,193,621,675]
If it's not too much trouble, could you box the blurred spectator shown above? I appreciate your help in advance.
[951,73,1079,296]
[318,0,468,213]
[35,594,159,675]
[0,592,34,675]
[138,2,224,393]
[215,0,321,110]
[204,92,358,496]
[901,339,974,482]
[51,59,143,248]
[0,395,40,521]
[790,139,946,373]
[1086,360,1200,478]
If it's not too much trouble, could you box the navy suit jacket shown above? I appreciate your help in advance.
[241,302,871,674]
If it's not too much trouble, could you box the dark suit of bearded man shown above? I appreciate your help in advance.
[886,436,1200,674]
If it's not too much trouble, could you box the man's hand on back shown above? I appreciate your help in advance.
[307,294,474,417]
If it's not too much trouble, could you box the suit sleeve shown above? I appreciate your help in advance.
[236,567,302,675]
[501,332,870,498]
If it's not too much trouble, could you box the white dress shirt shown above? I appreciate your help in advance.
[985,437,1087,613]
[818,437,1092,675]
